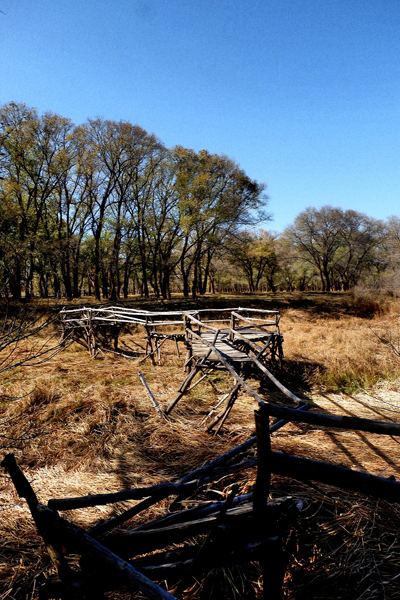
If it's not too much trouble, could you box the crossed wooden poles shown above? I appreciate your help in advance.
[59,307,193,363]
[59,307,283,370]
[5,399,400,600]
[166,310,286,431]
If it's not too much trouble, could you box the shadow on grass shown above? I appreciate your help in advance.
[257,358,326,395]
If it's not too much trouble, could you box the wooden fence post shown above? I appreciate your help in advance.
[1,454,75,589]
[254,405,285,600]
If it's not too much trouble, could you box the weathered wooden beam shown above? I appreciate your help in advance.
[35,504,179,600]
[167,326,222,412]
[2,454,74,584]
[263,403,400,436]
[186,328,265,406]
[246,349,311,405]
[49,403,310,513]
[206,382,241,432]
[139,371,163,417]
[253,409,274,600]
[132,493,253,532]
[48,459,257,512]
[175,485,239,597]
[231,312,272,336]
[132,537,280,580]
[270,451,400,502]
[231,328,272,358]
[253,410,271,517]
[2,455,178,600]
[104,496,301,561]
[49,480,188,511]
[165,366,200,413]
[213,387,240,434]
[88,492,172,538]
[102,502,254,558]
[183,401,310,483]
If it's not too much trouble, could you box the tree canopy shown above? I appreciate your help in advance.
[0,102,267,300]
[0,102,396,300]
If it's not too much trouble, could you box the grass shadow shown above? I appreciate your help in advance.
[258,358,326,395]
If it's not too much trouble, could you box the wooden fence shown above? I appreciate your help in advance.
[4,399,400,599]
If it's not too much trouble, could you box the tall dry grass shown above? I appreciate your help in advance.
[0,293,400,598]
[280,297,400,392]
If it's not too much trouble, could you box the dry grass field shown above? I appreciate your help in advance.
[1,292,400,599]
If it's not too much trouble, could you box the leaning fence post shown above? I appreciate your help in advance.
[183,313,192,373]
[1,454,74,585]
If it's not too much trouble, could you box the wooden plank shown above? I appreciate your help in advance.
[188,329,265,405]
[191,330,252,362]
[270,451,400,502]
[237,307,280,315]
[132,537,280,580]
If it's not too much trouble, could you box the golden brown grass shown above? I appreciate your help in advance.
[280,297,400,392]
[0,292,400,599]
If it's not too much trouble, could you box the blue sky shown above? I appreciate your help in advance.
[1,0,399,232]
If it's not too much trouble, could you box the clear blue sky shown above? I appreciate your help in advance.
[1,0,399,232]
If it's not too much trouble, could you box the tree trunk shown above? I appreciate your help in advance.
[94,236,102,301]
[60,253,73,301]
[72,259,81,298]
[101,264,109,299]
[53,271,61,299]
[10,255,22,300]
[123,262,131,298]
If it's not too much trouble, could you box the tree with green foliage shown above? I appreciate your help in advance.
[283,206,383,292]
[227,229,277,292]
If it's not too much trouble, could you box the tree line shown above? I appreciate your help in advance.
[229,209,400,295]
[0,102,398,300]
